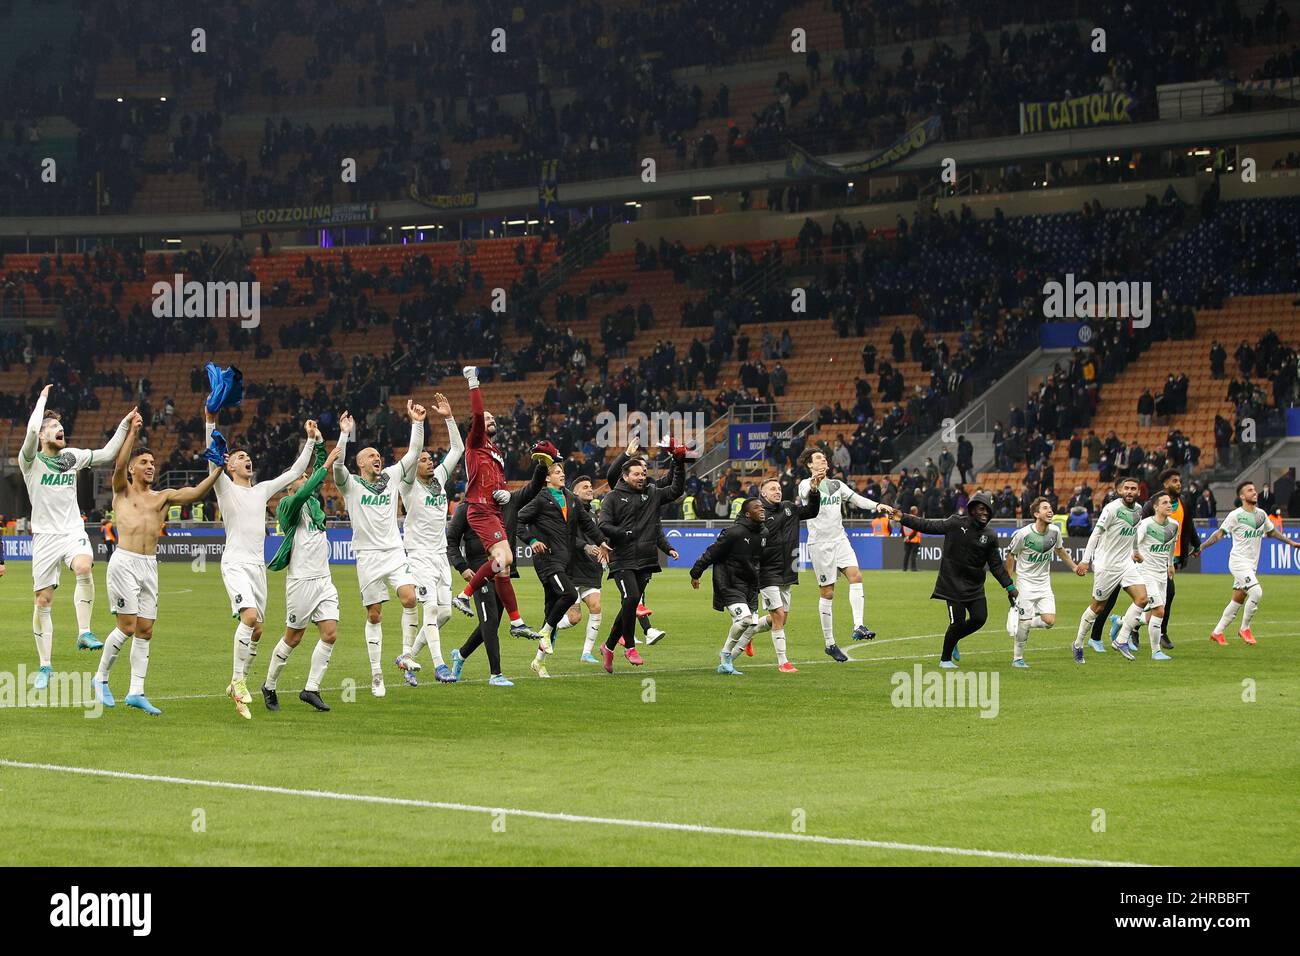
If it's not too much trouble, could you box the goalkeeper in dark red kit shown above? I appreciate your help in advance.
[451,365,559,639]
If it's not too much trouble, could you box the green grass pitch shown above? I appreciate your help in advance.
[0,562,1296,866]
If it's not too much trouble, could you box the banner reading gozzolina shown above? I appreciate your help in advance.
[785,116,942,179]
[240,202,376,228]
[1019,91,1136,134]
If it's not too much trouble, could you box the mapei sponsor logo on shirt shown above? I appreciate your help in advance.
[39,472,76,486]
[49,886,151,936]
[360,493,392,507]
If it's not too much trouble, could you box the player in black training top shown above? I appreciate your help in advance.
[888,490,1018,667]
[727,473,822,671]
[689,497,767,675]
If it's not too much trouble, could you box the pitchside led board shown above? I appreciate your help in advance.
[1,522,1295,576]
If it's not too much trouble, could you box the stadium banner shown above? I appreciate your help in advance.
[785,115,942,179]
[1018,92,1136,134]
[8,521,1290,573]
[408,183,479,210]
[1039,321,1091,349]
[239,202,377,228]
[728,422,773,457]
[538,159,559,215]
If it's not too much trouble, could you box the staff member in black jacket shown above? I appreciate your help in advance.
[690,498,767,675]
[561,475,608,664]
[446,499,513,686]
[605,440,672,645]
[730,471,823,670]
[518,462,610,678]
[596,445,686,672]
[888,490,1018,667]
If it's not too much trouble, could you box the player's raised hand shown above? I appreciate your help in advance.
[338,411,354,436]
[407,400,427,422]
[305,419,319,439]
[324,444,343,470]
[128,410,144,432]
[625,438,640,457]
[431,393,452,418]
[39,384,52,400]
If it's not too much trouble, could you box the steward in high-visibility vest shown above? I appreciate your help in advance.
[871,514,890,536]
[729,496,744,519]
[192,501,206,521]
[167,504,182,522]
[682,495,696,519]
[904,525,921,544]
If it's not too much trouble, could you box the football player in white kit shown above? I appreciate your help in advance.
[94,411,222,714]
[1112,490,1178,661]
[1072,477,1149,663]
[264,429,344,712]
[396,392,462,684]
[796,447,885,660]
[205,412,319,719]
[20,385,135,689]
[1003,497,1084,668]
[1201,480,1300,646]
[332,401,425,698]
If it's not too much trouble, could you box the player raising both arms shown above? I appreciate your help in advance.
[396,392,463,684]
[21,385,135,689]
[93,411,221,714]
[451,366,543,639]
[730,467,823,670]
[1072,477,1149,663]
[332,402,425,697]
[264,429,344,711]
[1201,480,1300,645]
[797,447,883,660]
[205,411,319,719]
[1112,491,1178,661]
[1003,497,1084,668]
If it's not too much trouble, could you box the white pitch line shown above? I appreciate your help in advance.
[0,759,1150,867]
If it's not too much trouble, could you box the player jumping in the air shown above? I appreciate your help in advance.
[1117,468,1202,650]
[264,428,344,711]
[206,412,319,719]
[1003,497,1084,668]
[1072,477,1149,663]
[889,490,1017,668]
[21,385,135,689]
[1112,491,1178,661]
[1201,480,1300,645]
[451,366,542,639]
[396,392,462,684]
[517,461,610,677]
[332,402,425,697]
[729,466,824,670]
[797,447,884,660]
[94,411,221,714]
[691,498,767,676]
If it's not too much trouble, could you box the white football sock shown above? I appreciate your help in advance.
[33,605,53,667]
[1241,585,1262,629]
[1148,615,1163,654]
[365,621,383,674]
[232,621,255,682]
[556,612,577,630]
[1215,599,1242,634]
[1074,607,1097,648]
[265,638,294,691]
[73,572,94,634]
[1117,603,1142,642]
[245,637,259,679]
[722,618,747,655]
[401,606,419,656]
[96,627,129,681]
[582,613,602,657]
[128,637,150,697]
[1014,615,1032,659]
[818,597,835,647]
[413,601,445,667]
[771,627,788,666]
[848,582,865,628]
[305,640,334,692]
